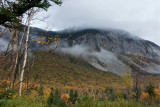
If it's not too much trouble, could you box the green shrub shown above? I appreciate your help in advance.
[0,89,15,100]
[38,85,44,96]
[132,85,141,100]
[58,99,66,107]
[47,88,66,107]
[105,87,116,101]
[69,89,79,104]
[0,97,43,107]
[145,83,155,97]
[123,92,128,100]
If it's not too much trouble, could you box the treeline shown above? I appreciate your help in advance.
[1,80,160,107]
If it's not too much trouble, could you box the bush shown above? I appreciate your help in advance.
[47,88,66,107]
[0,80,15,100]
[58,99,66,107]
[69,89,79,104]
[38,85,44,96]
[145,83,155,97]
[132,85,141,100]
[0,97,43,107]
[105,87,115,101]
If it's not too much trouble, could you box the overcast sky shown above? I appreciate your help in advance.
[32,0,160,46]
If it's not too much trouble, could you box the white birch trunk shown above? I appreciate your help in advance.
[19,14,31,97]
[12,22,26,88]
[93,90,96,101]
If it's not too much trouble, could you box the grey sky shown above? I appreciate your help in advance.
[32,0,160,46]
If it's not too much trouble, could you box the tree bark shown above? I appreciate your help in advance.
[11,25,26,89]
[19,12,31,96]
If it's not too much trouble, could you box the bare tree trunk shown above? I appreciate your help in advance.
[92,90,96,101]
[8,30,18,89]
[19,13,31,97]
[11,25,26,89]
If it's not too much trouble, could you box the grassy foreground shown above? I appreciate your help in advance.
[0,97,159,107]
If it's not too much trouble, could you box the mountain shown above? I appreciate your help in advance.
[59,28,160,76]
[2,27,160,76]
[67,29,160,61]
[28,27,160,76]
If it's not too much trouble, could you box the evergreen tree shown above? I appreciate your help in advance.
[74,90,79,103]
[47,88,62,106]
[69,89,74,103]
[58,99,67,107]
[38,85,44,96]
[74,90,79,99]
[0,0,62,25]
[69,89,79,104]
[145,83,155,97]
[47,92,54,106]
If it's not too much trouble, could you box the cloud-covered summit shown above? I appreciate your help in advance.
[32,0,160,46]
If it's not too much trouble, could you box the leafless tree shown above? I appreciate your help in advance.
[19,8,38,96]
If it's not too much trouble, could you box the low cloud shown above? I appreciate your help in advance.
[59,44,116,61]
[59,44,130,76]
[32,0,160,46]
[60,44,89,56]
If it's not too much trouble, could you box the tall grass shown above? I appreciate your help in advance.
[0,97,45,107]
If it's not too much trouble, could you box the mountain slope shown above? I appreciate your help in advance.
[27,27,160,75]
[58,28,160,75]
[2,27,160,75]
[25,51,160,90]
[66,29,160,61]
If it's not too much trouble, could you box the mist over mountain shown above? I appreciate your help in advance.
[1,27,160,76]
[25,27,160,76]
[58,28,160,75]
[63,28,160,60]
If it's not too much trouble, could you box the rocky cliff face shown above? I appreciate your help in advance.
[59,28,160,75]
[66,29,160,61]
[3,27,159,76]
